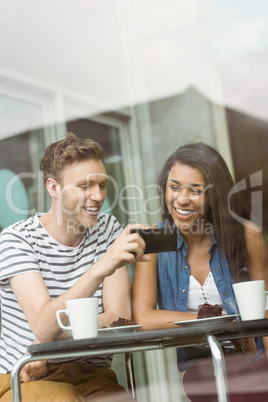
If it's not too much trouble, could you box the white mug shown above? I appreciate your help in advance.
[233,280,265,321]
[56,297,98,339]
[265,291,268,310]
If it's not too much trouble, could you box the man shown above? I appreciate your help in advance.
[0,133,148,401]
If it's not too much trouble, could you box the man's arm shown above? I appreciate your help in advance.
[19,267,131,382]
[99,266,131,328]
[9,225,149,344]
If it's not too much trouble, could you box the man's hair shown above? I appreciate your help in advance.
[40,132,105,183]
[158,142,251,281]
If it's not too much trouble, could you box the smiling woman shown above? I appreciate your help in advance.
[132,141,268,401]
[165,162,210,235]
[156,142,253,279]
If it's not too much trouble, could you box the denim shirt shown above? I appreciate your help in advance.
[156,223,250,371]
[157,227,240,316]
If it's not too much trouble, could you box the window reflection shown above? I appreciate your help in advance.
[0,130,44,230]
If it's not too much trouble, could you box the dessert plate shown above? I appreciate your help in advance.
[98,325,142,335]
[173,314,239,327]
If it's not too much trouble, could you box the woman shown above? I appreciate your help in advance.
[132,143,268,401]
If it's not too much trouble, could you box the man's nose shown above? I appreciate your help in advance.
[90,186,104,201]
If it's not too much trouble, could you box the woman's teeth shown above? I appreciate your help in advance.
[176,208,193,215]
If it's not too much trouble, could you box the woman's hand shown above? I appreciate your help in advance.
[231,337,257,354]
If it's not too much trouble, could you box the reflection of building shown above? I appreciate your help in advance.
[226,107,268,234]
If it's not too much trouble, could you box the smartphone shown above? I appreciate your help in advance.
[130,227,177,254]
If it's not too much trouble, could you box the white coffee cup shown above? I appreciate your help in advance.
[233,280,265,321]
[56,297,98,339]
[265,291,268,310]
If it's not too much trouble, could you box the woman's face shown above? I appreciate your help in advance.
[165,162,210,233]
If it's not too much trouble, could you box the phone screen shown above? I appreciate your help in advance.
[130,227,177,254]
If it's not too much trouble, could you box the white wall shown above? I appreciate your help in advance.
[1,0,267,128]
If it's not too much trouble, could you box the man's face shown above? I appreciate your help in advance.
[58,159,109,230]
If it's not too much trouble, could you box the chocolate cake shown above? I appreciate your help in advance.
[110,317,136,327]
[197,303,223,319]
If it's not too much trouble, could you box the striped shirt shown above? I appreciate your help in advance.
[0,213,122,373]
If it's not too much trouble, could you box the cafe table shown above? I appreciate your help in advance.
[10,318,268,402]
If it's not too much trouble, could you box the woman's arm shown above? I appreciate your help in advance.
[245,223,268,284]
[132,254,196,330]
[244,223,268,354]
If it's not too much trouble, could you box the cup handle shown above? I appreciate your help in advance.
[56,309,71,331]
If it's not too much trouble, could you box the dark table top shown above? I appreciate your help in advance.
[28,318,268,356]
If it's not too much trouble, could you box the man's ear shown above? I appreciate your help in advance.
[46,178,60,199]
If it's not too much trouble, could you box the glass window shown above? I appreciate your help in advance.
[0,94,45,230]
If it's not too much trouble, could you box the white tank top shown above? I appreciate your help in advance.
[187,272,227,314]
[187,273,233,350]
